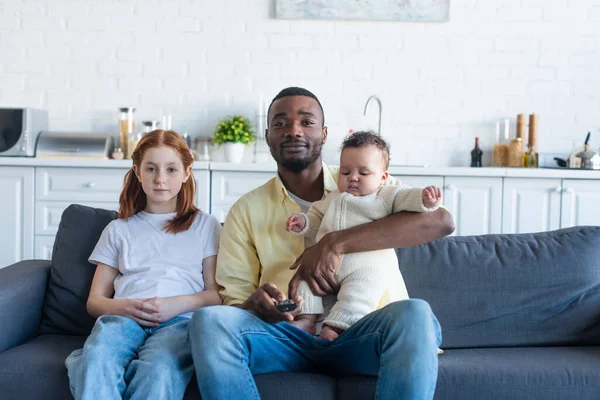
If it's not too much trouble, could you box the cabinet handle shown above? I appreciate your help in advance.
[553,186,562,193]
[562,188,574,194]
[84,182,96,188]
[445,184,457,190]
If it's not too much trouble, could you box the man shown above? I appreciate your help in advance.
[189,87,455,399]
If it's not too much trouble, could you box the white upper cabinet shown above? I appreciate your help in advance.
[395,175,444,189]
[443,177,503,236]
[502,178,561,234]
[560,179,600,228]
[0,167,34,268]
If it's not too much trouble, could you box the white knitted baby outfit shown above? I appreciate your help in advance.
[294,184,438,330]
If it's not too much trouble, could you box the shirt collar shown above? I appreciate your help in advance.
[275,161,338,203]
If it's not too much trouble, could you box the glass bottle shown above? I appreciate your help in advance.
[493,120,509,167]
[471,137,483,167]
[118,107,135,159]
[524,114,539,168]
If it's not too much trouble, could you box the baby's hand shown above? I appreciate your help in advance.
[423,186,442,208]
[286,214,306,233]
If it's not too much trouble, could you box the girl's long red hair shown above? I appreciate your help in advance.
[118,129,199,234]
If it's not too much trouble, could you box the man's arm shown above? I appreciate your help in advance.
[215,204,261,306]
[328,207,454,254]
[288,208,455,298]
[217,202,303,322]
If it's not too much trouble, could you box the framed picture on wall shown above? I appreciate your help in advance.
[275,0,450,22]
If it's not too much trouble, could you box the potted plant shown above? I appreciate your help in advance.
[212,115,256,163]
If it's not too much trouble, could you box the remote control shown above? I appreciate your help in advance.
[276,299,297,312]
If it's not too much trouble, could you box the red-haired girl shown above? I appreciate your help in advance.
[66,130,222,399]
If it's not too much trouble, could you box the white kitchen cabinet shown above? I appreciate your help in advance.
[36,167,128,202]
[443,177,503,236]
[395,175,444,188]
[34,235,55,260]
[502,178,562,234]
[560,179,600,228]
[195,170,210,214]
[0,167,34,267]
[211,171,274,222]
[35,201,119,235]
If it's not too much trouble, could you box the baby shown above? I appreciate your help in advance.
[286,131,442,341]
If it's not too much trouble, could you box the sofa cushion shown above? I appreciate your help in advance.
[397,226,600,348]
[39,204,117,336]
[0,334,86,400]
[338,347,600,400]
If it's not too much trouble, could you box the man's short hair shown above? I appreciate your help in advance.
[341,130,390,169]
[268,87,325,127]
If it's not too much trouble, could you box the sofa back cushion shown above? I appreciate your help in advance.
[39,204,117,335]
[397,226,600,348]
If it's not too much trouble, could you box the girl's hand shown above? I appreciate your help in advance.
[144,297,180,323]
[286,214,306,233]
[114,298,161,327]
[423,186,442,208]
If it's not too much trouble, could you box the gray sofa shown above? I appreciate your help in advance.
[1,204,600,399]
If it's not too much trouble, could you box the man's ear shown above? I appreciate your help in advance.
[265,129,270,145]
[322,126,328,144]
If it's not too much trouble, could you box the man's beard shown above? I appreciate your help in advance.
[272,141,323,173]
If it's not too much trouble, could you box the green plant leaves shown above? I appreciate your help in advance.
[212,115,256,145]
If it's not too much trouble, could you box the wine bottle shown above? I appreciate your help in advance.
[471,137,483,167]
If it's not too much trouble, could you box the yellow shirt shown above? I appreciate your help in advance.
[216,162,403,306]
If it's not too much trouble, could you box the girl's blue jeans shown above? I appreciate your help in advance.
[66,315,192,400]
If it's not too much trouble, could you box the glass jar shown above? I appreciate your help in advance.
[507,137,524,167]
[111,147,124,160]
[127,132,142,159]
[194,137,211,161]
[141,120,159,134]
[118,107,135,158]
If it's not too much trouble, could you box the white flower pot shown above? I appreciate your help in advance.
[224,142,245,163]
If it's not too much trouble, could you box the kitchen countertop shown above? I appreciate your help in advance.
[1,158,600,179]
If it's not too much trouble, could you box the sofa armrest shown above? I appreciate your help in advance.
[0,260,52,352]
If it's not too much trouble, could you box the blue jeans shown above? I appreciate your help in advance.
[189,299,442,400]
[66,315,193,400]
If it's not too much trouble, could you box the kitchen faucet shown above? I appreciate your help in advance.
[363,95,382,135]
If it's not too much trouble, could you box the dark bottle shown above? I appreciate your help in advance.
[471,137,483,167]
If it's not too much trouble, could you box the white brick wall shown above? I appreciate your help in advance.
[0,0,599,166]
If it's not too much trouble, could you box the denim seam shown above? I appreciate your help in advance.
[239,330,295,342]
[319,332,382,350]
[234,331,263,400]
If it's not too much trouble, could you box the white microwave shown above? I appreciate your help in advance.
[0,108,48,157]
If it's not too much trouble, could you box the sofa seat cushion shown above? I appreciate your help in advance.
[0,334,86,400]
[338,346,600,400]
[254,373,337,400]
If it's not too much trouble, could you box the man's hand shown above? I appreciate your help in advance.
[423,186,442,209]
[288,233,342,299]
[241,283,303,323]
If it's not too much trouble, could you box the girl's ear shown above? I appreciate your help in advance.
[183,165,192,183]
[132,165,141,181]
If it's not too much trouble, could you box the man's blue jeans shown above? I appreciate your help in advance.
[65,315,193,400]
[189,299,442,400]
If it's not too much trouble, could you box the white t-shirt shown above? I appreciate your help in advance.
[89,211,221,319]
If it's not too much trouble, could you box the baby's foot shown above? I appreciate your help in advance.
[291,318,317,335]
[319,325,340,341]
